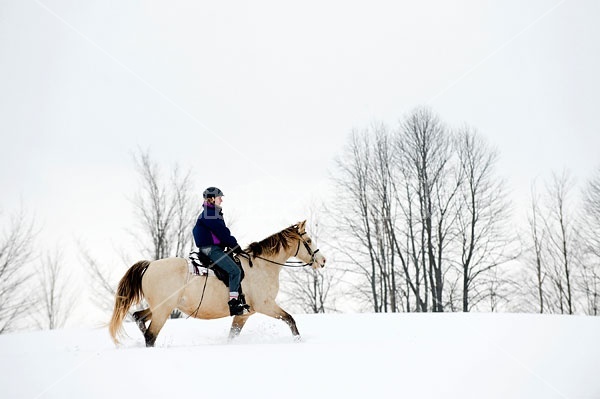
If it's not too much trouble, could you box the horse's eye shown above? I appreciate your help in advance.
[306,239,312,244]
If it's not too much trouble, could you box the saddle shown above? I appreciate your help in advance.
[188,249,245,289]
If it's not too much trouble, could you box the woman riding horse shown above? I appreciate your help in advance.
[192,186,249,316]
[109,220,326,347]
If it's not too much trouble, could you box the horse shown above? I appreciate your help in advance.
[109,220,327,347]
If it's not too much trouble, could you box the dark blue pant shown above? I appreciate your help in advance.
[200,245,241,294]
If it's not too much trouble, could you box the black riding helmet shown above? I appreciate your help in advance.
[203,186,224,199]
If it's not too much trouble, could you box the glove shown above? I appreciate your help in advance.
[233,245,245,255]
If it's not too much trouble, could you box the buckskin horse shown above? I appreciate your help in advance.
[109,221,326,347]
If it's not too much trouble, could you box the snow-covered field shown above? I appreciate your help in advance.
[1,312,599,399]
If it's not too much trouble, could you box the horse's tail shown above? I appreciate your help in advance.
[109,260,151,344]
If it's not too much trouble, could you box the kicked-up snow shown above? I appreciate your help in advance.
[0,312,599,398]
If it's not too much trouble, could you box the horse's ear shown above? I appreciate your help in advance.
[297,220,307,234]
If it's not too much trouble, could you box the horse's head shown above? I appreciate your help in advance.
[294,220,327,269]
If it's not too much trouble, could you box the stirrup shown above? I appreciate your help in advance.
[228,298,250,316]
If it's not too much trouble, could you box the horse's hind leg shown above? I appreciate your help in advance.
[143,309,170,347]
[133,308,152,335]
[229,314,251,341]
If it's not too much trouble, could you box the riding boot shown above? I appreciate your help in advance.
[228,297,250,316]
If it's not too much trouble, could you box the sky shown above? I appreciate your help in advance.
[1,0,600,312]
[1,312,599,398]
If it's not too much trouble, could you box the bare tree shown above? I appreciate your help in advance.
[331,130,378,311]
[484,266,517,312]
[454,126,514,311]
[521,173,581,314]
[526,183,547,313]
[579,252,600,316]
[370,125,405,312]
[0,207,35,333]
[522,168,600,315]
[396,107,454,312]
[580,167,600,315]
[393,162,428,312]
[132,150,196,261]
[36,250,75,329]
[543,171,579,314]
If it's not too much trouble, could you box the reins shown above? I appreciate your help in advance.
[244,254,312,268]
[187,273,209,319]
[240,233,321,268]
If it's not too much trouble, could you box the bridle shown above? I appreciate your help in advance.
[242,231,322,268]
[290,231,321,267]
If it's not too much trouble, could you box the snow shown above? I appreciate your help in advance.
[1,312,599,399]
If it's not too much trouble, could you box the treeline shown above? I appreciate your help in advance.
[2,108,599,334]
[323,106,600,315]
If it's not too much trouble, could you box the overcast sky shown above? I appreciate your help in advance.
[1,1,599,274]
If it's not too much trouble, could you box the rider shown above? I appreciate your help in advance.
[192,187,249,316]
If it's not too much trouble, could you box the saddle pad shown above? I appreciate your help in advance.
[187,255,215,276]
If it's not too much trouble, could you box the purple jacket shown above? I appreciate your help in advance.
[192,202,239,249]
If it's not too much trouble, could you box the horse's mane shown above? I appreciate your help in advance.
[245,224,302,257]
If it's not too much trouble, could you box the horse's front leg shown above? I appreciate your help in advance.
[263,305,300,337]
[229,314,251,341]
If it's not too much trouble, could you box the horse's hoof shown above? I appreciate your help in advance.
[293,335,302,343]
